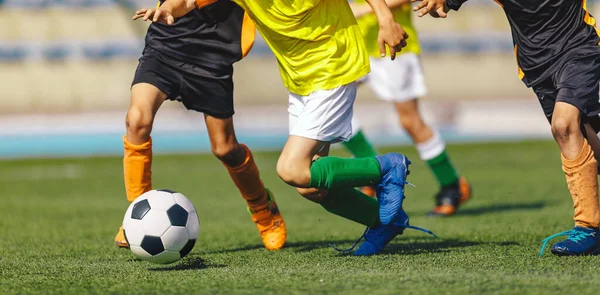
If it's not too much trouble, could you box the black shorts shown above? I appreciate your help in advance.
[533,53,600,132]
[132,46,235,118]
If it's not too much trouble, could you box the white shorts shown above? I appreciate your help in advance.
[359,53,427,102]
[288,83,357,143]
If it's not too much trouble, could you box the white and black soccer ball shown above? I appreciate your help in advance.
[123,189,200,264]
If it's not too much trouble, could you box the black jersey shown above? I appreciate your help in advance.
[144,1,254,69]
[447,0,600,87]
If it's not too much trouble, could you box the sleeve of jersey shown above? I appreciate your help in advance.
[195,0,219,9]
[446,0,467,11]
[240,13,256,58]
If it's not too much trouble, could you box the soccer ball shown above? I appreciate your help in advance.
[122,189,200,264]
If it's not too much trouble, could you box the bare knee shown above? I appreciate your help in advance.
[212,142,244,167]
[126,106,153,141]
[126,84,166,142]
[296,187,328,203]
[551,116,580,144]
[276,156,311,187]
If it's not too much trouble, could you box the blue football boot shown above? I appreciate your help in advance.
[539,226,600,256]
[375,153,412,225]
[352,210,437,256]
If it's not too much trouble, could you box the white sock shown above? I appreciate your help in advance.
[416,131,446,161]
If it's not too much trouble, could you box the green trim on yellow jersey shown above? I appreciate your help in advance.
[236,0,370,96]
[354,2,421,57]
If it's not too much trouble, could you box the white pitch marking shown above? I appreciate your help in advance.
[0,164,83,181]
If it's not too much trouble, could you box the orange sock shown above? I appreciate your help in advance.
[123,135,152,202]
[224,144,269,211]
[562,140,600,228]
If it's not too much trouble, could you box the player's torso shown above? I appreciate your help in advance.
[145,1,253,69]
[235,0,369,95]
[353,1,420,56]
[496,0,600,85]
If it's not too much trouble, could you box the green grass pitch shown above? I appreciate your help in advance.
[2,140,600,294]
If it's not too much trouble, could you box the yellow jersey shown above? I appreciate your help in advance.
[232,0,370,95]
[353,1,421,57]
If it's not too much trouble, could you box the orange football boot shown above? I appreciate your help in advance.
[114,226,130,248]
[428,177,472,216]
[249,189,286,250]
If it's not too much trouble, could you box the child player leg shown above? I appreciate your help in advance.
[393,100,471,216]
[538,54,600,256]
[342,118,378,197]
[541,102,600,256]
[343,102,471,216]
[115,83,166,247]
[344,53,471,216]
[204,114,286,250]
[277,83,434,256]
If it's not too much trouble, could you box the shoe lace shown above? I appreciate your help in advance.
[329,176,417,254]
[328,227,370,254]
[405,225,439,238]
[539,229,590,257]
[328,224,438,254]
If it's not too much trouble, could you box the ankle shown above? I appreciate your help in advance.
[247,191,269,210]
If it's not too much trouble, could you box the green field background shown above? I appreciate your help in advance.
[2,141,599,294]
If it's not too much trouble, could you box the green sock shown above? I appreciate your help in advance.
[426,149,459,187]
[342,130,378,158]
[320,187,379,227]
[308,156,381,189]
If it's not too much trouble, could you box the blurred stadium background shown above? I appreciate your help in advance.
[3,0,599,158]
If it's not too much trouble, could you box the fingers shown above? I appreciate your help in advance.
[132,8,175,24]
[400,39,407,48]
[143,8,155,21]
[435,6,448,18]
[420,1,435,17]
[379,40,386,58]
[132,8,174,24]
[152,9,163,22]
[389,46,397,61]
[133,8,147,20]
[413,0,429,13]
[413,0,448,18]
[390,39,406,60]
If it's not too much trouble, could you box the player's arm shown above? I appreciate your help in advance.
[132,0,198,24]
[364,0,409,59]
[351,0,411,19]
[412,0,466,18]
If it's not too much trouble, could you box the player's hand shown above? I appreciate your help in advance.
[133,8,175,25]
[377,20,408,60]
[412,0,449,18]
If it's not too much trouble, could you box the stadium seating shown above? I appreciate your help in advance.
[1,0,597,113]
[0,0,519,61]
